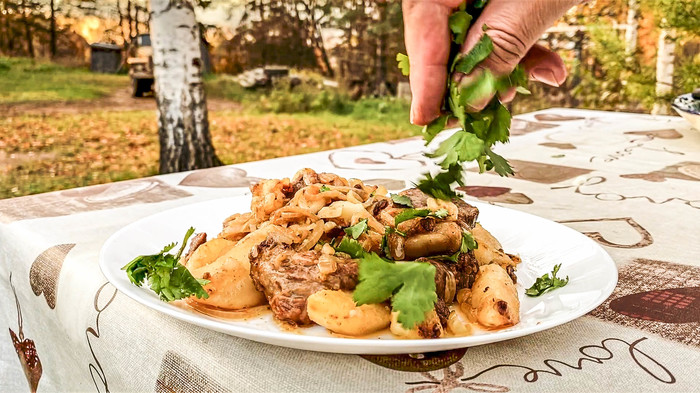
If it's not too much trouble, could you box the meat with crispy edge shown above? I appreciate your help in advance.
[249,239,358,325]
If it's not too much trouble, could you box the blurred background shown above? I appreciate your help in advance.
[1,0,698,198]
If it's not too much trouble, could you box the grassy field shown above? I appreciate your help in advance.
[0,57,127,104]
[1,107,417,199]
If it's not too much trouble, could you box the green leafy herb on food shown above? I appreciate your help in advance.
[394,208,449,226]
[390,193,414,208]
[122,227,209,302]
[344,219,369,240]
[434,231,478,262]
[333,238,437,328]
[398,0,531,200]
[319,185,331,192]
[525,264,570,297]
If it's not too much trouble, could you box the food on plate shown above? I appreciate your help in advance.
[124,168,529,339]
[186,168,520,338]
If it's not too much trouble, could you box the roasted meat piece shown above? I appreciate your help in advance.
[418,250,479,303]
[249,239,358,325]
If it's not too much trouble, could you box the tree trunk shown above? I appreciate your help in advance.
[150,0,221,174]
[624,0,638,61]
[49,0,57,58]
[652,26,675,115]
[20,0,34,58]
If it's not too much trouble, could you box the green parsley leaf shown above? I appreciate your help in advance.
[334,238,438,328]
[344,219,368,240]
[473,0,487,8]
[448,11,472,45]
[461,231,478,251]
[525,264,570,297]
[427,131,485,169]
[459,70,497,107]
[396,53,410,76]
[390,194,414,208]
[333,236,366,259]
[122,227,209,302]
[394,208,451,226]
[319,185,331,192]
[486,148,514,177]
[453,33,493,74]
[422,115,449,145]
[416,164,464,200]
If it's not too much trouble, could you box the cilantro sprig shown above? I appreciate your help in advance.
[390,193,414,208]
[394,208,449,226]
[344,219,368,239]
[334,238,437,328]
[122,227,209,302]
[397,0,530,200]
[525,264,569,297]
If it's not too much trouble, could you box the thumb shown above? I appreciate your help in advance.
[461,0,578,76]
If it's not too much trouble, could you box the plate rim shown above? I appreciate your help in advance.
[99,196,618,354]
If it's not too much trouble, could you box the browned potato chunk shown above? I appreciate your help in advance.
[307,290,391,336]
[461,264,519,329]
[389,310,444,339]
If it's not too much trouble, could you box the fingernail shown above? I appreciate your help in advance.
[531,67,561,87]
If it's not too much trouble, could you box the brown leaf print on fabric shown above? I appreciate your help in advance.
[155,351,229,393]
[363,178,407,190]
[8,273,42,393]
[29,244,75,309]
[405,363,509,393]
[456,186,532,204]
[557,217,652,249]
[361,348,468,372]
[589,259,700,348]
[178,167,261,188]
[539,142,576,150]
[470,160,592,184]
[509,118,557,136]
[533,114,585,122]
[624,129,683,139]
[0,179,192,223]
[621,162,700,182]
[329,150,427,171]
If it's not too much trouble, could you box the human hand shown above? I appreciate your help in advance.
[403,0,578,125]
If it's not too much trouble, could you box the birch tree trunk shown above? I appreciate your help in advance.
[150,0,221,174]
[652,26,675,115]
[624,0,638,61]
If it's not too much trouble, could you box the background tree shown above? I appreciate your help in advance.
[150,0,221,173]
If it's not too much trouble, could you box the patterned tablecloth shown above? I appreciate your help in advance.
[1,108,699,393]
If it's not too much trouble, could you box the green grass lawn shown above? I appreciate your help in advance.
[0,57,127,104]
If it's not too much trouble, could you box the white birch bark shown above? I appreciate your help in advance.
[624,0,638,59]
[150,0,220,173]
[652,25,675,115]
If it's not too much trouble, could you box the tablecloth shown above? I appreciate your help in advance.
[1,108,699,393]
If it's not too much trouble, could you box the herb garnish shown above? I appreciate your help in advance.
[344,219,369,239]
[334,237,437,328]
[433,231,478,263]
[397,0,530,200]
[525,264,569,297]
[390,193,414,208]
[319,185,331,192]
[122,227,209,302]
[394,208,449,226]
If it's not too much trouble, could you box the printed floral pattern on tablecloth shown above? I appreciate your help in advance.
[0,179,191,223]
[29,244,75,309]
[8,273,43,393]
[589,259,700,347]
[178,167,261,188]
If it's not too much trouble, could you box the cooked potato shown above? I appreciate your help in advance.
[461,264,519,329]
[471,223,517,268]
[446,306,474,337]
[390,310,444,339]
[307,290,391,336]
[186,226,277,309]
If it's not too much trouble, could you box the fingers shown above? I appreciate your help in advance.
[520,44,567,86]
[403,0,463,125]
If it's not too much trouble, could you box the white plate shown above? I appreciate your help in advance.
[99,196,617,355]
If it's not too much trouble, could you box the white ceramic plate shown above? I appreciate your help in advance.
[99,196,617,354]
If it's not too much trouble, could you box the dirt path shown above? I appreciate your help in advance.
[0,88,237,116]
